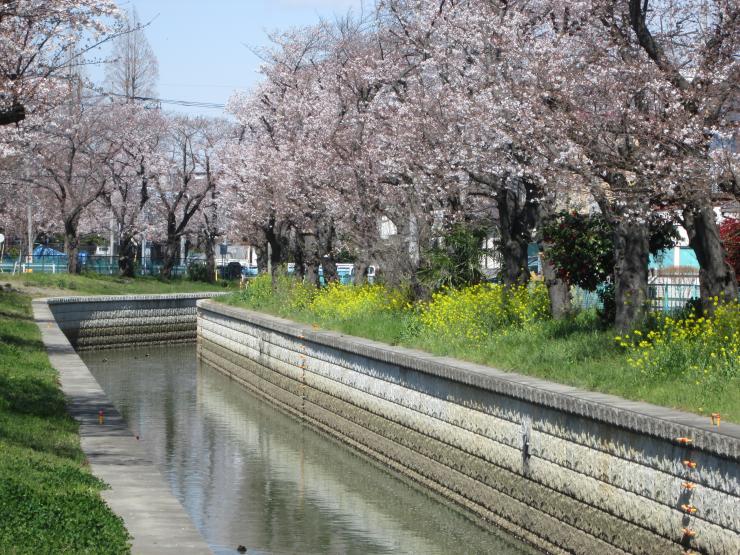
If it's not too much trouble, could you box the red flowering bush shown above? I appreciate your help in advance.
[719,218,740,282]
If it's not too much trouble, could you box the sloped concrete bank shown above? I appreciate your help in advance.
[35,294,221,554]
[48,292,225,350]
[197,299,740,555]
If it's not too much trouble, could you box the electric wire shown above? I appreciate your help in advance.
[101,92,226,110]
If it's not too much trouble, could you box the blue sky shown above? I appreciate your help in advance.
[94,0,368,116]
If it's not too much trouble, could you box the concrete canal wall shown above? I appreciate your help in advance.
[48,293,225,350]
[35,296,213,554]
[197,299,740,555]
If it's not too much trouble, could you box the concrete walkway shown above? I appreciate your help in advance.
[33,299,212,555]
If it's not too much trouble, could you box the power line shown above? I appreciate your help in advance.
[103,92,226,110]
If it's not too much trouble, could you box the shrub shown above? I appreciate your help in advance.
[543,211,679,292]
[542,211,614,291]
[237,273,284,309]
[719,218,740,281]
[187,262,211,282]
[418,224,490,291]
[308,282,407,320]
[618,300,740,388]
[236,273,316,313]
[419,282,550,342]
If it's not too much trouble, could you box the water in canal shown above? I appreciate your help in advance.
[82,345,539,555]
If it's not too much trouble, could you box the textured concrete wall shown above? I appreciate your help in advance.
[48,293,225,350]
[197,300,740,555]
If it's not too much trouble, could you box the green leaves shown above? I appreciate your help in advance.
[542,211,679,292]
[0,291,131,554]
[542,211,614,292]
[418,224,490,292]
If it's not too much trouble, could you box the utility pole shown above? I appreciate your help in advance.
[267,242,272,276]
[109,216,115,272]
[26,186,33,263]
[141,236,147,275]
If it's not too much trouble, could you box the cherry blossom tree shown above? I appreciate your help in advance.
[146,116,217,279]
[191,118,239,282]
[99,101,168,276]
[223,0,736,328]
[0,0,119,126]
[387,0,736,325]
[227,26,335,284]
[0,155,58,260]
[525,0,739,322]
[28,96,119,273]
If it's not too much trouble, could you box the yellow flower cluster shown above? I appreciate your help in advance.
[419,282,550,343]
[238,273,278,306]
[308,282,407,320]
[617,300,740,386]
[241,276,552,345]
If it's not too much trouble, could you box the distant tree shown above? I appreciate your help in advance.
[148,117,216,279]
[100,102,168,277]
[30,100,118,273]
[192,118,236,283]
[104,7,158,101]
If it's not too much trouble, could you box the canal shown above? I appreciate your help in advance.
[82,345,539,555]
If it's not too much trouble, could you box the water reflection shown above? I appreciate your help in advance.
[82,346,537,555]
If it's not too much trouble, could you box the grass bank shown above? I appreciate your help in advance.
[0,290,130,553]
[0,273,230,552]
[1,272,231,297]
[221,276,739,423]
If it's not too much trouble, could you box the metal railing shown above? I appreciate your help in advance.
[572,279,705,314]
[2,250,727,314]
[1,254,210,279]
[647,279,701,312]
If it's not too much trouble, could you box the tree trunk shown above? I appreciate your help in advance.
[353,260,369,286]
[496,184,533,286]
[321,257,339,283]
[64,218,81,274]
[204,234,216,283]
[541,247,571,319]
[613,218,650,332]
[0,103,25,126]
[292,233,306,279]
[160,212,180,280]
[319,221,339,283]
[383,210,425,291]
[683,203,738,312]
[118,233,137,278]
[160,237,179,279]
[263,217,283,287]
[302,232,321,287]
[256,246,267,274]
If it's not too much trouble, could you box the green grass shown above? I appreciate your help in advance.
[2,272,231,297]
[409,314,739,422]
[0,272,232,552]
[221,290,740,423]
[0,290,131,553]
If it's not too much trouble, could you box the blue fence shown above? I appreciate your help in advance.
[1,254,214,279]
[647,281,701,312]
[572,281,703,313]
[1,249,712,313]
